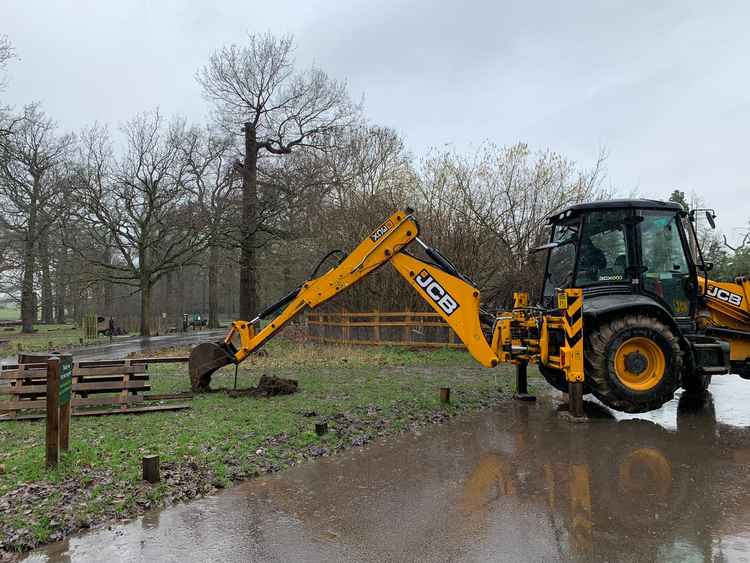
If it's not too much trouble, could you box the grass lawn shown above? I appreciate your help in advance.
[0,308,19,321]
[0,341,532,556]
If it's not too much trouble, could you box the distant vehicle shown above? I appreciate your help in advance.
[96,316,126,336]
[183,313,208,330]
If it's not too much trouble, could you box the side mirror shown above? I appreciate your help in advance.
[703,261,714,272]
[531,242,558,253]
[706,211,716,229]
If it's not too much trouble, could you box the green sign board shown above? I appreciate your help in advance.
[59,356,73,405]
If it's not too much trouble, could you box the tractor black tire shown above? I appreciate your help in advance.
[585,315,682,413]
[538,365,590,394]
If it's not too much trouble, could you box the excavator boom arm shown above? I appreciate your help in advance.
[189,209,501,390]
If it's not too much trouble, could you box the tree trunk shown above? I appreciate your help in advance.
[21,247,36,333]
[177,265,185,333]
[164,271,172,332]
[208,244,219,328]
[39,230,53,324]
[54,248,66,324]
[21,197,38,333]
[140,274,152,337]
[239,123,259,321]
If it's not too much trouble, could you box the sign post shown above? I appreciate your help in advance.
[59,355,72,453]
[46,355,73,469]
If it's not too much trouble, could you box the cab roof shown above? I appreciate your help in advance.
[549,199,683,223]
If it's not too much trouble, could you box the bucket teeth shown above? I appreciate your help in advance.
[189,341,234,392]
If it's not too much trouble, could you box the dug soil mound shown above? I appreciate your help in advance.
[225,375,298,398]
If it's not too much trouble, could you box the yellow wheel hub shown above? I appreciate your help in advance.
[614,337,665,391]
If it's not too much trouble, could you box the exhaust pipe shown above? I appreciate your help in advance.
[189,341,235,392]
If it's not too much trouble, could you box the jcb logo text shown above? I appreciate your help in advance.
[707,285,743,307]
[415,270,460,316]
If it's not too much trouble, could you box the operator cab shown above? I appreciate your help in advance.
[541,199,696,318]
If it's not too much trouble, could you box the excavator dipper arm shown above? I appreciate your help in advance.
[188,208,499,391]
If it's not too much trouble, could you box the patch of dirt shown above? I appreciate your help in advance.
[225,375,298,398]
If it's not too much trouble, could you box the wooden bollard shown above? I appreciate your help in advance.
[143,455,160,483]
[315,422,328,436]
[440,387,451,404]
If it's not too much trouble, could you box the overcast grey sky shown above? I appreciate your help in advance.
[2,0,749,241]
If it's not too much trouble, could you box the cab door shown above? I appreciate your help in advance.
[638,211,694,318]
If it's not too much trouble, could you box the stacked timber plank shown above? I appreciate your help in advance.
[0,358,192,420]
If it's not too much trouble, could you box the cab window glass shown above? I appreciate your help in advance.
[542,221,579,304]
[575,210,629,286]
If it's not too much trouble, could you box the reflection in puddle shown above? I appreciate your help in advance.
[27,380,750,563]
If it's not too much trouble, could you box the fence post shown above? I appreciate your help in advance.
[344,312,350,343]
[404,311,411,344]
[121,359,131,411]
[46,358,60,469]
[373,310,380,345]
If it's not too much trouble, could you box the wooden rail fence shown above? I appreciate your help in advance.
[307,311,465,348]
[0,357,192,421]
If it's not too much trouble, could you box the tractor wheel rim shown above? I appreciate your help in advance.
[614,337,665,391]
[618,447,672,497]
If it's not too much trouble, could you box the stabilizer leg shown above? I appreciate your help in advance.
[513,361,536,402]
[568,381,585,418]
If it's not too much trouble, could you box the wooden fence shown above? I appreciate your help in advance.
[0,357,192,420]
[307,311,465,348]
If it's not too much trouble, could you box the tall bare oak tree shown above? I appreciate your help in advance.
[196,32,356,320]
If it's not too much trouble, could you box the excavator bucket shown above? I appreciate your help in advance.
[189,341,235,392]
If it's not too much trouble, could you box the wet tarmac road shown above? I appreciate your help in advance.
[25,374,750,562]
[1,330,224,365]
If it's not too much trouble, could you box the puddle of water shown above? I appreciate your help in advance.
[614,373,750,430]
[25,382,750,563]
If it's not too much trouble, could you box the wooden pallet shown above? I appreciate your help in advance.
[0,359,192,420]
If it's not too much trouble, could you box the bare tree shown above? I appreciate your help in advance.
[0,35,12,79]
[0,35,15,137]
[76,112,209,335]
[0,104,74,332]
[180,126,235,328]
[415,142,608,309]
[196,32,356,320]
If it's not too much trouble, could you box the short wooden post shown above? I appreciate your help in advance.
[440,387,450,404]
[46,358,60,469]
[143,455,160,483]
[404,311,411,344]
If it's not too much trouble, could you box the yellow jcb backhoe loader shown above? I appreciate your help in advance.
[189,200,750,414]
